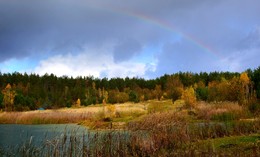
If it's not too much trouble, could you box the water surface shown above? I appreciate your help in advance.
[0,124,87,148]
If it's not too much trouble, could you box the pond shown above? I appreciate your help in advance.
[0,124,130,156]
[0,124,88,148]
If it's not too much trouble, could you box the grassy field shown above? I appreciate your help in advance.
[0,99,259,156]
[0,101,148,125]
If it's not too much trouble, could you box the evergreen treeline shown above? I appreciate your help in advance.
[0,66,260,111]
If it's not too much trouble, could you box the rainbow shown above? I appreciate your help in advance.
[89,3,221,59]
[126,11,220,58]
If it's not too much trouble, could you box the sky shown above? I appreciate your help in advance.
[0,0,260,79]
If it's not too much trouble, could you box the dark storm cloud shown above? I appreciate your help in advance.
[0,0,162,62]
[0,0,260,77]
[0,0,223,62]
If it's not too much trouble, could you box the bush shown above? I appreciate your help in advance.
[129,91,139,103]
[248,102,260,116]
[196,87,209,101]
[85,97,97,106]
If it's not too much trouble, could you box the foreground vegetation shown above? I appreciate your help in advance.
[1,130,259,156]
[0,99,259,156]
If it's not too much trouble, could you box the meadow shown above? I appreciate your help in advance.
[0,99,259,156]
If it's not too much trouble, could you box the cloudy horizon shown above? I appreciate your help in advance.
[0,0,260,78]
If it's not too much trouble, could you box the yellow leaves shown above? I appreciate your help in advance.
[240,72,250,85]
[206,73,253,105]
[5,83,12,90]
[2,83,16,111]
[103,89,108,103]
[75,98,81,107]
[181,86,197,108]
[239,72,251,106]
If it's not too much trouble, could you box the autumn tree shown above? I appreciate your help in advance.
[165,75,184,102]
[181,86,197,109]
[215,78,230,101]
[208,81,219,102]
[142,88,153,100]
[238,72,252,105]
[228,76,240,101]
[118,92,129,103]
[75,98,81,107]
[108,89,129,104]
[102,88,109,105]
[2,84,16,111]
[154,85,163,100]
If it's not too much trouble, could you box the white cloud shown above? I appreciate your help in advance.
[34,47,149,78]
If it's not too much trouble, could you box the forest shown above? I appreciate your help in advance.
[0,66,260,113]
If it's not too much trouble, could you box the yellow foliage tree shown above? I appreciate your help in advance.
[181,86,197,109]
[240,72,250,85]
[239,72,251,105]
[166,75,184,102]
[2,83,16,111]
[75,98,81,107]
[102,88,108,105]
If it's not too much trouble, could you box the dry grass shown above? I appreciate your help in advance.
[195,101,247,121]
[0,106,104,124]
[0,111,94,124]
[0,102,147,125]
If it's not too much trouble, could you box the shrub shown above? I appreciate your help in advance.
[182,87,197,109]
[195,87,209,101]
[248,102,260,116]
[129,91,139,103]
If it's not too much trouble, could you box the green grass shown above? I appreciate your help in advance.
[196,134,260,152]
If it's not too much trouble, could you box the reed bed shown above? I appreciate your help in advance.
[0,111,94,124]
[195,101,248,121]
